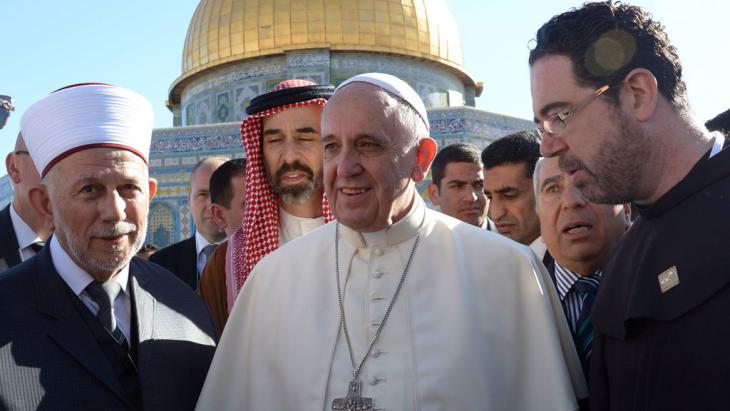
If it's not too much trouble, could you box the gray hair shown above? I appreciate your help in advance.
[380,90,429,150]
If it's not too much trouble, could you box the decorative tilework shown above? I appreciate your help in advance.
[215,92,233,123]
[148,202,175,248]
[176,50,469,126]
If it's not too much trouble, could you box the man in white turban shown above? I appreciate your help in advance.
[0,83,216,410]
[197,73,586,410]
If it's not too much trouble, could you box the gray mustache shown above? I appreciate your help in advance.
[89,222,137,237]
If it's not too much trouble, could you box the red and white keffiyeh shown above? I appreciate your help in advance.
[226,80,334,311]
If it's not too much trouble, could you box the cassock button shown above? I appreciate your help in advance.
[373,247,384,257]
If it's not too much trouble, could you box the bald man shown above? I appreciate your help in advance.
[0,133,51,271]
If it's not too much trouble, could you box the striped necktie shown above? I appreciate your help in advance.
[85,281,128,348]
[572,277,598,379]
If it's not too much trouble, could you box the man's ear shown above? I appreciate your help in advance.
[427,182,441,206]
[210,203,228,231]
[148,178,158,201]
[28,185,55,232]
[411,137,438,183]
[6,153,20,184]
[621,68,658,122]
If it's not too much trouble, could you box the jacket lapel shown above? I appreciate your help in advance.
[130,262,155,344]
[33,247,132,406]
[185,236,199,289]
[0,205,22,268]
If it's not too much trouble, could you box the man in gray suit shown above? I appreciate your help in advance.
[0,83,217,410]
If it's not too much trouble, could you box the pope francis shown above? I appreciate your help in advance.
[196,73,586,410]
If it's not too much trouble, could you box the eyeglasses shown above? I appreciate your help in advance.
[535,85,609,140]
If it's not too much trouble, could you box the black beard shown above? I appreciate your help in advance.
[270,161,321,205]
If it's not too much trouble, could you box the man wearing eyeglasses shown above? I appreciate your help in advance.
[0,133,51,271]
[530,3,729,411]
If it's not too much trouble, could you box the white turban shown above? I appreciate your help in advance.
[20,83,154,177]
[335,72,430,131]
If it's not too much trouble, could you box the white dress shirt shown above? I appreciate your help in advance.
[50,236,132,342]
[278,207,325,245]
[529,236,548,261]
[9,204,44,261]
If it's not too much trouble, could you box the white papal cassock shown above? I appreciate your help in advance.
[197,196,586,410]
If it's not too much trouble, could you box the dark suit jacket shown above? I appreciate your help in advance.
[0,204,22,271]
[0,246,217,410]
[149,236,198,289]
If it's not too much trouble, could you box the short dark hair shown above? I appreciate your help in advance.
[481,131,540,178]
[210,158,246,208]
[706,109,730,135]
[529,1,688,114]
[431,143,482,188]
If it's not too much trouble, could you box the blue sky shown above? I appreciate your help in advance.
[2,0,727,169]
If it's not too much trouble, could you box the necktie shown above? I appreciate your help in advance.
[572,277,598,379]
[29,241,45,253]
[199,243,217,273]
[85,281,127,347]
[202,243,217,260]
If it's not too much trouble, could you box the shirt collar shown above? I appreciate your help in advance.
[340,192,427,249]
[279,207,325,245]
[529,236,547,260]
[9,203,43,250]
[553,261,602,301]
[50,235,130,296]
[195,231,220,256]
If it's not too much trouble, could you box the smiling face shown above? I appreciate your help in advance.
[262,105,324,208]
[483,162,541,245]
[535,156,629,274]
[531,54,651,204]
[44,148,156,281]
[429,161,487,227]
[321,83,434,232]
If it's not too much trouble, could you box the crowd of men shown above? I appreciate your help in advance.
[1,2,729,410]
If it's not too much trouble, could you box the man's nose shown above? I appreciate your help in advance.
[101,190,127,222]
[336,147,362,178]
[540,132,568,158]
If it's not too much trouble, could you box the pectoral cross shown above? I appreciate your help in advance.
[332,380,373,411]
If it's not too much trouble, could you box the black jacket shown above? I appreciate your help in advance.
[0,204,22,271]
[0,246,217,410]
[590,143,730,411]
[149,236,198,289]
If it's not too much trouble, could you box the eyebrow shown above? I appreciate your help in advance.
[263,127,318,136]
[447,177,483,185]
[446,178,467,185]
[534,100,571,122]
[296,127,318,134]
[540,174,563,191]
[495,186,519,194]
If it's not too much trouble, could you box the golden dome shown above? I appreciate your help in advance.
[169,0,477,105]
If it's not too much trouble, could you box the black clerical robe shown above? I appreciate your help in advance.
[590,139,730,411]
